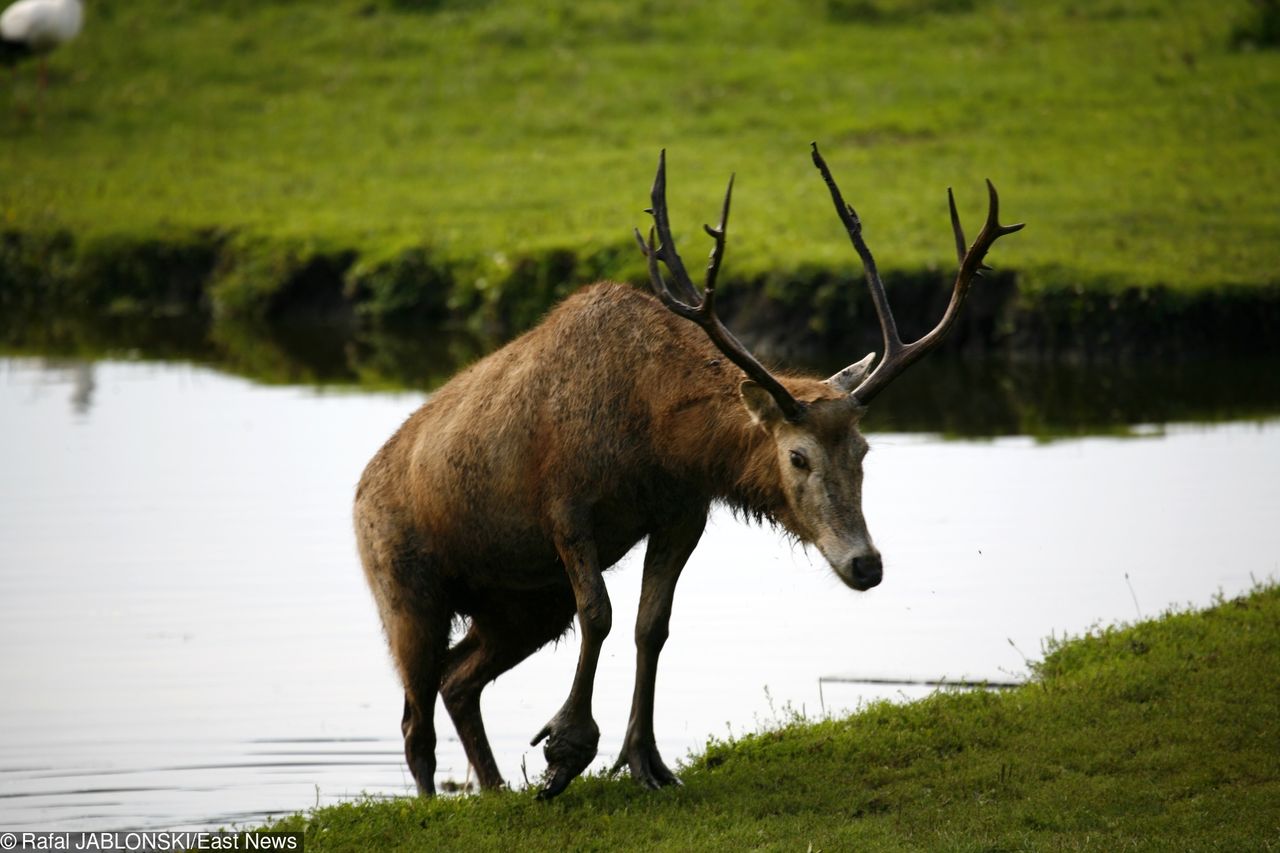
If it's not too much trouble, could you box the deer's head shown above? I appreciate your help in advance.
[637,147,1022,592]
[739,363,881,589]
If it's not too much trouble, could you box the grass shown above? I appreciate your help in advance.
[261,585,1280,850]
[2,0,1280,327]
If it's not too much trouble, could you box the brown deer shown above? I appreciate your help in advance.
[354,144,1022,799]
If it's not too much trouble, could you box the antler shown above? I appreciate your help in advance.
[635,150,806,423]
[810,142,1024,406]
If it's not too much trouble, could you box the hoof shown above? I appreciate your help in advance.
[611,740,681,790]
[531,715,599,800]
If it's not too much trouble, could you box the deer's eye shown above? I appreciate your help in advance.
[789,450,809,471]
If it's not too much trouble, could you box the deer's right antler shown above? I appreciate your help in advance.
[811,142,1024,405]
[636,150,806,423]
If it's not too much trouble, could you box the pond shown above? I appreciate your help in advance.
[0,354,1277,831]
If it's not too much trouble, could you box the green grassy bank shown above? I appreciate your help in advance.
[3,0,1280,350]
[261,585,1280,851]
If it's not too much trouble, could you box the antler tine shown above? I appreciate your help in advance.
[948,188,966,266]
[647,149,701,305]
[637,153,805,423]
[811,142,904,364]
[636,226,699,322]
[812,144,1024,406]
[702,173,734,299]
[957,180,1026,282]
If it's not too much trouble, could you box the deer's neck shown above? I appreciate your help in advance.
[668,391,784,522]
[727,415,786,523]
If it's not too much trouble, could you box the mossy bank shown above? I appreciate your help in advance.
[4,228,1279,365]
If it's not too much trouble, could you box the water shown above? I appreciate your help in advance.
[0,356,1277,831]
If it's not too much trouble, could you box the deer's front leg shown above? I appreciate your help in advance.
[612,511,706,788]
[532,522,610,800]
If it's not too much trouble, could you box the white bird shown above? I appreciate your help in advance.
[1,0,82,92]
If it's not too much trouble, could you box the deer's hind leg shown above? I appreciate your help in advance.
[384,597,452,796]
[441,582,577,790]
[355,516,452,797]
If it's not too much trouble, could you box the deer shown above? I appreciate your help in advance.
[353,144,1023,800]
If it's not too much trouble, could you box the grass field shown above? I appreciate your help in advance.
[259,584,1280,850]
[3,0,1279,326]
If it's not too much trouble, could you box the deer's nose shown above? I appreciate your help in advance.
[847,552,883,591]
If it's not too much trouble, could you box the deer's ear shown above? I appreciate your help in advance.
[825,353,876,395]
[740,380,784,427]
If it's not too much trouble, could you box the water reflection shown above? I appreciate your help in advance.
[3,359,97,417]
[68,363,95,416]
[1,356,1277,832]
[856,357,1280,438]
[1,315,491,396]
[5,317,1280,434]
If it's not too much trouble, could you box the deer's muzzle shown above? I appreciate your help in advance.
[842,552,882,591]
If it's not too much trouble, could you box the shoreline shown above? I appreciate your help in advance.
[4,227,1279,367]
[258,586,1280,850]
